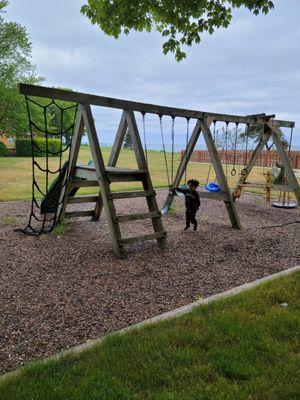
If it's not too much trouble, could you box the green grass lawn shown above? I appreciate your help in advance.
[0,146,292,201]
[0,271,299,400]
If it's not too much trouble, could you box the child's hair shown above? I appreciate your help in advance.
[187,179,199,188]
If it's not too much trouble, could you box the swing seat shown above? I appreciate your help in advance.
[205,182,221,193]
[271,201,297,209]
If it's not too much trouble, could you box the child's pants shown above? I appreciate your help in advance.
[186,208,197,227]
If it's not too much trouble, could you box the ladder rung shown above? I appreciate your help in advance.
[106,167,147,182]
[65,210,95,218]
[111,190,156,199]
[238,183,265,188]
[68,195,99,204]
[120,231,167,245]
[116,211,161,223]
[72,180,99,187]
[106,167,147,174]
[108,174,146,182]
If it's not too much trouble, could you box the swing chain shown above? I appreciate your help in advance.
[206,120,217,185]
[231,122,239,176]
[159,115,171,188]
[224,121,229,179]
[184,117,190,184]
[241,123,250,176]
[171,116,175,184]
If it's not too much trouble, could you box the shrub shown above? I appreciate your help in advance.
[0,142,9,157]
[15,138,32,156]
[15,137,61,157]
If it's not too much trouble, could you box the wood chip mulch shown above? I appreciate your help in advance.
[0,191,299,374]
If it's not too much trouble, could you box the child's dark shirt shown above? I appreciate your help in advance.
[175,188,200,210]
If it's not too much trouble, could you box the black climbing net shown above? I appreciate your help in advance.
[18,96,78,236]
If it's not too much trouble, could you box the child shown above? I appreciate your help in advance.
[172,179,200,231]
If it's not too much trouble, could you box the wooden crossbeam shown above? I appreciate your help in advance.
[65,210,95,218]
[67,195,99,204]
[111,190,156,199]
[116,211,161,223]
[19,83,270,125]
[120,232,167,245]
[272,119,295,128]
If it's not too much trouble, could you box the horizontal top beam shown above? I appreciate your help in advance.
[272,119,295,128]
[20,83,273,125]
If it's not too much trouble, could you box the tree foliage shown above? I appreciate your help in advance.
[0,0,42,135]
[26,97,78,144]
[123,130,133,149]
[81,0,274,61]
[217,126,244,150]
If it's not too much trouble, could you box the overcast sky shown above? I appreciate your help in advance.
[5,0,300,148]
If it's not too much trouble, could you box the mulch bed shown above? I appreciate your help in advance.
[0,191,299,374]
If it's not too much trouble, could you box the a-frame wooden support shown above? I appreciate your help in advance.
[107,110,167,249]
[162,117,241,229]
[58,105,103,223]
[200,118,241,229]
[268,122,300,206]
[59,107,166,258]
[233,121,300,207]
[232,126,270,200]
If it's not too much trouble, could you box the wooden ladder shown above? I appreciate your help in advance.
[106,167,166,257]
[64,178,102,220]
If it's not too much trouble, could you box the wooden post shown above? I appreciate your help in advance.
[82,104,125,258]
[125,110,166,248]
[92,193,103,221]
[58,107,85,222]
[108,112,127,167]
[267,121,300,207]
[265,171,271,205]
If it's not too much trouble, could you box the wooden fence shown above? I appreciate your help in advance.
[182,150,300,169]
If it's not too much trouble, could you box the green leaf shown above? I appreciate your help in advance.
[80,0,275,61]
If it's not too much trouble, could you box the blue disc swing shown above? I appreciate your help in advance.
[205,182,221,192]
[204,120,222,193]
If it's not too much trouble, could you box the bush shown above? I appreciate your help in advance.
[15,137,61,157]
[0,142,9,157]
[15,138,32,157]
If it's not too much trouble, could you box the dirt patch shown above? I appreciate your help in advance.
[0,191,299,374]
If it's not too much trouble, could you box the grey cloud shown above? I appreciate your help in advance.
[6,0,300,147]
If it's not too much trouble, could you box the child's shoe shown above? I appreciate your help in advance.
[184,225,190,230]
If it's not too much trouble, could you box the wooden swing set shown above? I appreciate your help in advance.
[19,84,300,258]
